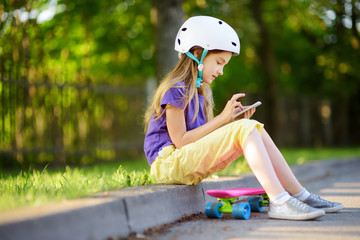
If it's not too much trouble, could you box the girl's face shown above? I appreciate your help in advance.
[201,51,232,85]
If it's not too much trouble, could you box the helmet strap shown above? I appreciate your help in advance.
[185,49,208,88]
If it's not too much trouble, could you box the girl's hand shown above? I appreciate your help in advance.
[240,106,256,119]
[219,93,246,124]
[233,104,256,120]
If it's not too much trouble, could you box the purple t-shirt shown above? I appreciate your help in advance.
[144,82,207,165]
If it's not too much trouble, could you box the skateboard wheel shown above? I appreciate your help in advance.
[205,202,223,219]
[232,202,251,220]
[248,197,263,212]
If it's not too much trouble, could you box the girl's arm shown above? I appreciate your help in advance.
[167,93,255,148]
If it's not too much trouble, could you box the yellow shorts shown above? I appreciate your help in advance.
[150,119,264,185]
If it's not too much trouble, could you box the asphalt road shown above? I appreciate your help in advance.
[140,160,360,240]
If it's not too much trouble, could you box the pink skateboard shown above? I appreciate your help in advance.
[205,188,269,220]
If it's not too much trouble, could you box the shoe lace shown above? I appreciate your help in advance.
[311,193,332,205]
[291,198,309,211]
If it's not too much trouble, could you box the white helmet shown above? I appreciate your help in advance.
[174,16,240,55]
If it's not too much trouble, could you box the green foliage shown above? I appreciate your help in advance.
[184,0,360,107]
[0,0,154,85]
[0,0,157,169]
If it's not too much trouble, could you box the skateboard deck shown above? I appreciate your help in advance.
[205,188,269,220]
[206,188,266,198]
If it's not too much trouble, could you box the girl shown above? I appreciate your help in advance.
[144,16,343,220]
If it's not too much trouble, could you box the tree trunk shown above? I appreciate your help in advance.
[152,0,184,82]
[251,0,280,142]
[299,97,311,146]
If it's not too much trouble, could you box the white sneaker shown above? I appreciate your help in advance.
[268,197,325,220]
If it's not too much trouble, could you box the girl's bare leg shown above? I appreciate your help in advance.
[261,129,303,195]
[242,129,285,199]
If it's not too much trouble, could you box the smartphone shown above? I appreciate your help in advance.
[232,101,262,119]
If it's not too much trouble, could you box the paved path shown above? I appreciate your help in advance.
[143,159,360,240]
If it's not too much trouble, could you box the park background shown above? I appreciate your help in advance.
[1,0,360,170]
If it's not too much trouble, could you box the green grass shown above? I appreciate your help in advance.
[1,147,359,212]
[0,158,154,212]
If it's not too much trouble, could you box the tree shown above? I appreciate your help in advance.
[152,0,184,82]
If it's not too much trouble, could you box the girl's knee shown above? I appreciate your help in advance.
[245,129,260,146]
[249,125,262,137]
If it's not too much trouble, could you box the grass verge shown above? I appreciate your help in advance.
[0,158,154,212]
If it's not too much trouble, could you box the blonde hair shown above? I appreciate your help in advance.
[144,48,215,133]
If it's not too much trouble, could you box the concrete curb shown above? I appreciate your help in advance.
[0,157,358,240]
